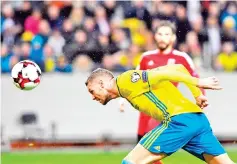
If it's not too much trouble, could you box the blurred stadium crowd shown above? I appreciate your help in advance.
[1,0,237,74]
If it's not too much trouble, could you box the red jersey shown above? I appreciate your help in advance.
[138,49,199,79]
[137,49,203,135]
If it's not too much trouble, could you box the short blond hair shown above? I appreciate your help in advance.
[85,68,114,86]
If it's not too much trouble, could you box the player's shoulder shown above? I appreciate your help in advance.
[172,49,190,58]
[137,49,159,69]
[141,49,159,59]
[118,70,144,83]
[172,49,195,68]
[172,50,192,60]
[118,69,141,78]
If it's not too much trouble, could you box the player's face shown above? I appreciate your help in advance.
[155,26,175,50]
[87,81,111,105]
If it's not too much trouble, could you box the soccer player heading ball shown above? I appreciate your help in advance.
[85,65,235,164]
[120,21,206,149]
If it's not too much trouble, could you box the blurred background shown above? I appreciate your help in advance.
[1,0,237,164]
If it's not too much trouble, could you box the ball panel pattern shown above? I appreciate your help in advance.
[11,60,41,90]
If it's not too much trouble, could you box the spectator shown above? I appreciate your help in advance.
[73,55,93,72]
[143,30,156,51]
[36,19,51,46]
[97,33,119,54]
[29,35,45,72]
[94,54,127,72]
[111,28,130,50]
[48,1,68,10]
[63,29,98,62]
[206,16,221,57]
[83,17,99,41]
[119,44,142,69]
[187,0,201,23]
[2,17,16,47]
[190,15,209,47]
[24,8,41,35]
[12,43,21,59]
[125,1,152,30]
[46,5,63,29]
[14,1,32,28]
[55,55,73,73]
[69,7,86,28]
[102,0,120,21]
[186,31,202,68]
[2,4,21,48]
[44,44,56,72]
[152,1,176,22]
[83,0,97,17]
[61,19,75,44]
[59,1,73,19]
[121,18,147,47]
[215,42,237,72]
[95,5,110,36]
[67,29,98,61]
[47,29,65,57]
[221,21,236,43]
[1,1,236,74]
[208,2,221,18]
[178,42,189,54]
[1,44,18,73]
[19,42,31,61]
[21,31,34,42]
[30,1,45,11]
[1,14,4,34]
[220,2,237,31]
[175,4,192,44]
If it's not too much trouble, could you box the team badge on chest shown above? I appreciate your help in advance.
[131,72,141,83]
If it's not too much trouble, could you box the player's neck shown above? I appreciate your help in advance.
[159,46,173,55]
[108,79,120,99]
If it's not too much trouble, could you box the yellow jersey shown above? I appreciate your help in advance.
[116,64,203,122]
[217,52,237,72]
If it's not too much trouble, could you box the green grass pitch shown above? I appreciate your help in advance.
[2,149,237,164]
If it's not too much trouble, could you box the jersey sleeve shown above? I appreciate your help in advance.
[148,65,199,87]
[152,64,202,97]
[116,70,150,99]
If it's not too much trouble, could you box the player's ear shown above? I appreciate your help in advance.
[172,35,176,42]
[99,79,104,88]
[154,33,158,42]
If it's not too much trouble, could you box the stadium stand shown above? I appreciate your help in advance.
[1,1,237,74]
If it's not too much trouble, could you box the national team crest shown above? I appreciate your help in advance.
[131,72,141,83]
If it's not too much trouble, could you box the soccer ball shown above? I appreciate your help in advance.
[11,60,42,90]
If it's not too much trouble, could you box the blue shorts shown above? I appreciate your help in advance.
[139,113,226,161]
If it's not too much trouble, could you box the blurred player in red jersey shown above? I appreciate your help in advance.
[119,21,206,164]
